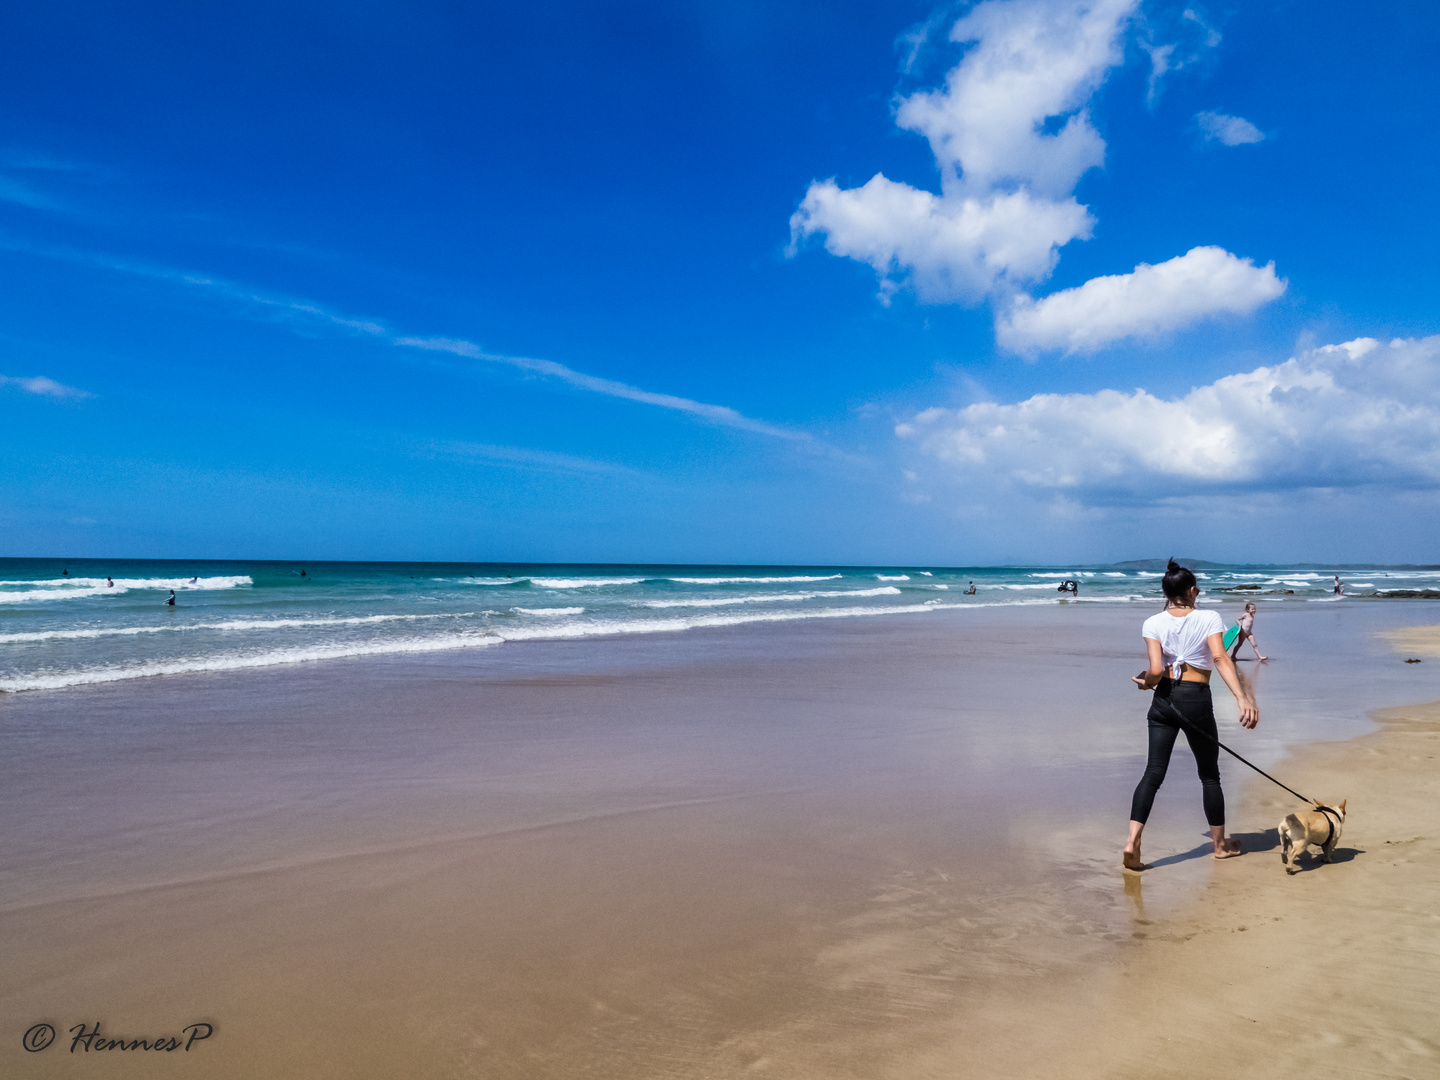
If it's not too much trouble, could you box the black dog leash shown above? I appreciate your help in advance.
[1151,691,1320,808]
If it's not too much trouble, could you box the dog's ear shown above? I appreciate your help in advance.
[1339,799,1347,813]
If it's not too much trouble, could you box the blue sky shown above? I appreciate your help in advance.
[3,1,1439,564]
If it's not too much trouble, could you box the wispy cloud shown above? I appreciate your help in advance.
[0,374,93,399]
[1143,6,1222,106]
[396,337,807,440]
[1196,110,1265,146]
[423,439,642,477]
[0,148,101,213]
[0,175,63,212]
[3,234,808,442]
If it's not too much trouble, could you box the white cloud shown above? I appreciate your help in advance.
[996,246,1286,353]
[793,1,1282,350]
[0,374,92,399]
[791,175,1092,303]
[1197,110,1265,146]
[895,0,1134,198]
[898,336,1440,496]
[791,0,1135,301]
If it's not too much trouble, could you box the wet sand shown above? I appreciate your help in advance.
[1005,702,1440,1079]
[3,603,1439,1077]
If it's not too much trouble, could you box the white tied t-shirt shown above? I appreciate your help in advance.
[1142,608,1226,679]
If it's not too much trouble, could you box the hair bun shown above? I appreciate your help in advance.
[1166,557,1181,572]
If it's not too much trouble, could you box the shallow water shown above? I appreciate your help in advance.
[3,557,1435,692]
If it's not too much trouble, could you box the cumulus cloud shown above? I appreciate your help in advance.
[791,175,1093,303]
[897,336,1440,497]
[996,246,1286,353]
[0,374,92,399]
[790,0,1135,302]
[1197,110,1265,146]
[791,0,1280,350]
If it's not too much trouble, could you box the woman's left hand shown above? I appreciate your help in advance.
[1238,699,1259,729]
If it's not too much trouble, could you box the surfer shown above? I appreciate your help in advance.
[1226,602,1267,662]
[189,576,198,585]
[166,590,176,606]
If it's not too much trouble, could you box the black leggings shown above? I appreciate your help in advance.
[1129,679,1225,828]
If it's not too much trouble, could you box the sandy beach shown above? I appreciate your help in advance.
[3,604,1439,1078]
[1018,696,1440,1080]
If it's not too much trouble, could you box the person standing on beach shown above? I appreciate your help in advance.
[1123,559,1258,871]
[1228,601,1267,662]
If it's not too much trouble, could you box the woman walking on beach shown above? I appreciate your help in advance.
[1123,560,1258,871]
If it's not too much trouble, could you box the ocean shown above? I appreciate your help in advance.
[3,557,1437,692]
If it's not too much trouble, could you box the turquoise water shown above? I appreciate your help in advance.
[2,558,1436,692]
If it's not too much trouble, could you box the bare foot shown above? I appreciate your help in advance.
[1122,849,1146,872]
[1213,837,1243,859]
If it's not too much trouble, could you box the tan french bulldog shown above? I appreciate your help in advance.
[1279,801,1346,874]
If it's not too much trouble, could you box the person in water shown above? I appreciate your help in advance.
[1123,559,1258,871]
[1228,601,1268,662]
[166,590,176,606]
[1333,574,1344,595]
[106,577,114,588]
[966,580,977,595]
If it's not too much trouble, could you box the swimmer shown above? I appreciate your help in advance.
[166,590,176,606]
[966,580,977,595]
[106,577,114,588]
